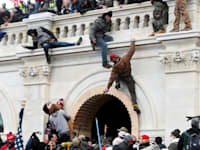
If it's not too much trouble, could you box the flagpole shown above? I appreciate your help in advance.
[95,118,102,150]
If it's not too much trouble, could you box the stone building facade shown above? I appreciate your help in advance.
[0,0,199,145]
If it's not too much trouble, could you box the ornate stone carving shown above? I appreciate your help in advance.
[28,67,38,77]
[41,65,51,76]
[160,50,200,73]
[19,65,51,78]
[19,68,27,77]
[191,51,200,63]
[173,51,185,63]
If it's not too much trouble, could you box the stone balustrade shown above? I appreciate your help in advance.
[0,2,154,51]
[0,0,199,55]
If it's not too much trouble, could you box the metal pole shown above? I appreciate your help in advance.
[95,118,102,150]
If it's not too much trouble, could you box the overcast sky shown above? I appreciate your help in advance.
[0,0,28,8]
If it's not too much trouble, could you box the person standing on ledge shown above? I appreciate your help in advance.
[23,27,82,64]
[170,0,192,32]
[104,38,140,114]
[90,11,113,69]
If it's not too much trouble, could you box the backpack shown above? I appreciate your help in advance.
[184,131,200,150]
[40,27,57,42]
[44,117,56,135]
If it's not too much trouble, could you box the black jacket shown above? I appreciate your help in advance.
[79,0,96,14]
[178,128,200,150]
[90,16,112,40]
[113,141,134,150]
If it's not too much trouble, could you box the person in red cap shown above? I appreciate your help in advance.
[139,135,159,150]
[0,133,16,150]
[56,98,64,109]
[104,38,140,114]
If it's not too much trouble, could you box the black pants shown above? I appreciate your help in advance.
[56,0,63,13]
[58,131,71,143]
[117,75,137,105]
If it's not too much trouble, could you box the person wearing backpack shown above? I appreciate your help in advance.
[48,104,71,143]
[23,27,83,64]
[168,129,181,150]
[178,116,200,150]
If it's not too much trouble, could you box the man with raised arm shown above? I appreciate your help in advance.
[104,38,140,114]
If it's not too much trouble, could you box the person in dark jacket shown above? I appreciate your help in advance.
[113,135,135,150]
[168,129,180,150]
[178,116,200,150]
[79,0,96,14]
[155,137,166,149]
[70,0,80,13]
[33,0,44,13]
[90,11,113,69]
[104,39,140,114]
[0,134,4,148]
[1,8,25,26]
[23,27,82,64]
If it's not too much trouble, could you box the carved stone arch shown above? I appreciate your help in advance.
[70,86,139,138]
[65,70,158,137]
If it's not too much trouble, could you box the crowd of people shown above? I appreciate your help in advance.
[1,113,200,150]
[0,0,195,149]
[0,0,149,27]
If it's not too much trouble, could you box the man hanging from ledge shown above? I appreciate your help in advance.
[170,0,192,32]
[23,27,83,64]
[104,38,140,114]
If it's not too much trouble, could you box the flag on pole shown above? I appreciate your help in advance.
[14,108,24,150]
[9,0,21,7]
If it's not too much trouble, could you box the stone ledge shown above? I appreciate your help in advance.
[16,38,159,59]
[156,30,200,41]
[0,30,198,62]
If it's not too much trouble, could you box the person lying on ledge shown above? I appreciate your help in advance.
[23,27,82,64]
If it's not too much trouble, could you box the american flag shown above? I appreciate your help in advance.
[9,0,21,7]
[14,108,24,150]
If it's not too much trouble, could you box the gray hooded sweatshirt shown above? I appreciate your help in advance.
[49,109,71,135]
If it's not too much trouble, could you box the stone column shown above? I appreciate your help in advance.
[158,30,200,144]
[19,62,51,143]
[24,12,55,30]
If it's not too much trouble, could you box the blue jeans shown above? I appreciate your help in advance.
[42,41,75,61]
[33,1,41,13]
[96,35,113,66]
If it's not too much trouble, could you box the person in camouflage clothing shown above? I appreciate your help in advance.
[170,0,192,32]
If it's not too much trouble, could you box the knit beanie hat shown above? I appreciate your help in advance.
[102,11,112,19]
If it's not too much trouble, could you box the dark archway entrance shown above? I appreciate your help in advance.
[91,97,131,139]
[73,94,131,139]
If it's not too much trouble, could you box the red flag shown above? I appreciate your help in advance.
[9,0,21,7]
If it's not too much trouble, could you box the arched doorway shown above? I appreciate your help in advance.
[71,86,139,138]
[91,95,131,139]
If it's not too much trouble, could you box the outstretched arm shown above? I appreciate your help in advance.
[23,41,38,49]
[123,39,135,61]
